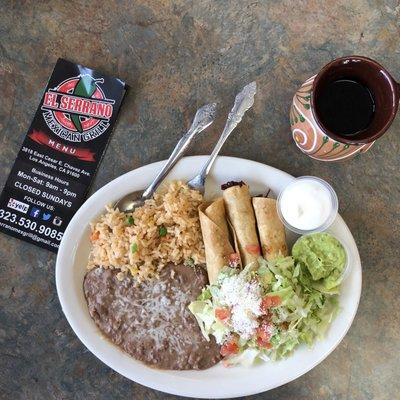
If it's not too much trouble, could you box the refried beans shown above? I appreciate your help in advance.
[84,264,221,370]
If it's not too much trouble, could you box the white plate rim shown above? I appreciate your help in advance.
[56,155,362,398]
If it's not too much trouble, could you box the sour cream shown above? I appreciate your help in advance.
[277,177,338,233]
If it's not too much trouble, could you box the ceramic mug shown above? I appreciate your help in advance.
[290,56,399,162]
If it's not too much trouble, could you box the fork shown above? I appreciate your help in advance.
[187,81,257,194]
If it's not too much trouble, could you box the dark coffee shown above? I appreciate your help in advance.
[316,79,375,137]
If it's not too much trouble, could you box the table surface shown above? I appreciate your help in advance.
[1,1,399,399]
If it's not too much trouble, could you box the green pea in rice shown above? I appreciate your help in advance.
[87,181,205,281]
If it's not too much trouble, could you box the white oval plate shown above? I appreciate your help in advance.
[56,156,361,399]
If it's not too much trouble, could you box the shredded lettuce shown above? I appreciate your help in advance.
[189,255,341,366]
[188,299,230,343]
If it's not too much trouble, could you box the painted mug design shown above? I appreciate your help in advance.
[290,56,400,162]
[290,76,374,162]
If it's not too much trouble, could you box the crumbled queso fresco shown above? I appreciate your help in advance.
[218,273,262,340]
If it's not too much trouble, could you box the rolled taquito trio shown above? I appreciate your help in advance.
[199,198,239,284]
[252,197,288,260]
[222,181,261,265]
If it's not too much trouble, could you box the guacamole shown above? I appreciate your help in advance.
[292,233,347,291]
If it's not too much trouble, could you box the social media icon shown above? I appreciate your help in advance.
[53,216,63,226]
[7,198,29,214]
[30,207,41,218]
[42,212,52,221]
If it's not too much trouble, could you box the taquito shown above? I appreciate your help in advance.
[222,182,261,265]
[199,198,237,284]
[252,197,288,260]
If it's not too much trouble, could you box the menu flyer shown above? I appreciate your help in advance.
[0,58,126,252]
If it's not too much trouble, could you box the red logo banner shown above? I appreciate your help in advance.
[28,130,95,162]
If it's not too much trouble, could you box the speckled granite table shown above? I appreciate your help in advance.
[1,1,399,399]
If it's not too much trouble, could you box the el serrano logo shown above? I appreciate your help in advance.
[41,75,115,142]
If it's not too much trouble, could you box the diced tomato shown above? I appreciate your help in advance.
[256,327,268,343]
[90,231,100,241]
[215,307,231,321]
[260,295,281,312]
[256,321,274,349]
[257,337,272,349]
[220,340,239,357]
[256,322,273,342]
[270,295,281,307]
[227,253,240,266]
[245,244,261,255]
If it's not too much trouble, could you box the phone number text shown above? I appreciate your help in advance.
[0,209,63,241]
